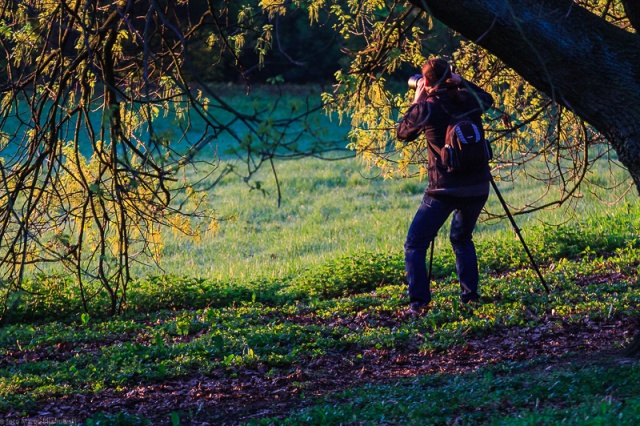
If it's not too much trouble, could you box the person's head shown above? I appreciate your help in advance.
[421,58,452,88]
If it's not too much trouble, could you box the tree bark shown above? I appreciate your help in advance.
[409,0,640,193]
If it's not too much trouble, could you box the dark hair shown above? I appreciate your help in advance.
[421,58,451,87]
[422,58,466,105]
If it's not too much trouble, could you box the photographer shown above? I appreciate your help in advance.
[397,58,494,314]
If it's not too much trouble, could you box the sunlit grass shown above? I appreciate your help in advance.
[147,153,637,282]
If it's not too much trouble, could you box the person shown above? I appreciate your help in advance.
[396,57,494,314]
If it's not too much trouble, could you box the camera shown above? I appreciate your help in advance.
[408,74,422,89]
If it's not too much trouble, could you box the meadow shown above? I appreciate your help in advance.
[1,86,640,425]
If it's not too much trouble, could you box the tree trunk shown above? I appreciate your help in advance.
[408,0,640,357]
[622,0,640,31]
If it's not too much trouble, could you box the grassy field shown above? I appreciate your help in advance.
[2,86,640,424]
[2,152,640,424]
[147,152,638,281]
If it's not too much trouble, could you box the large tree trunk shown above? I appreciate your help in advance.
[408,0,640,356]
[409,0,640,192]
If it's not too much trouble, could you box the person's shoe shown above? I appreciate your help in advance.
[405,301,430,316]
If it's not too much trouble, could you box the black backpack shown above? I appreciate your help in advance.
[441,115,492,173]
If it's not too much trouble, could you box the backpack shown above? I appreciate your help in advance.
[441,115,492,173]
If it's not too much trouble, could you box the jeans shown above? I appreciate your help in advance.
[404,192,488,305]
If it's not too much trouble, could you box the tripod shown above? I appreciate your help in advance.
[490,177,550,293]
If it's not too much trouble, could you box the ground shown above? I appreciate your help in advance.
[8,307,638,425]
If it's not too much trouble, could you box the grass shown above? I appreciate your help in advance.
[138,151,639,282]
[2,245,639,423]
[250,359,640,425]
[2,158,640,423]
[151,156,413,280]
[8,147,640,322]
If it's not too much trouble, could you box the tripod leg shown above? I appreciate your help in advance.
[427,239,434,285]
[490,178,550,293]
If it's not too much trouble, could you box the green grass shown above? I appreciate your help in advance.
[250,359,640,425]
[9,151,640,323]
[2,246,639,422]
[137,152,640,282]
[151,156,414,280]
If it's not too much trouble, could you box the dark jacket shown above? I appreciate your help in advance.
[397,79,494,199]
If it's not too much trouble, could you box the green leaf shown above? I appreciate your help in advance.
[170,412,180,426]
[80,312,90,326]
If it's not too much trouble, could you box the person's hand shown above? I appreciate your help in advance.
[412,77,428,104]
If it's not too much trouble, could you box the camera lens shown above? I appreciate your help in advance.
[408,74,422,89]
